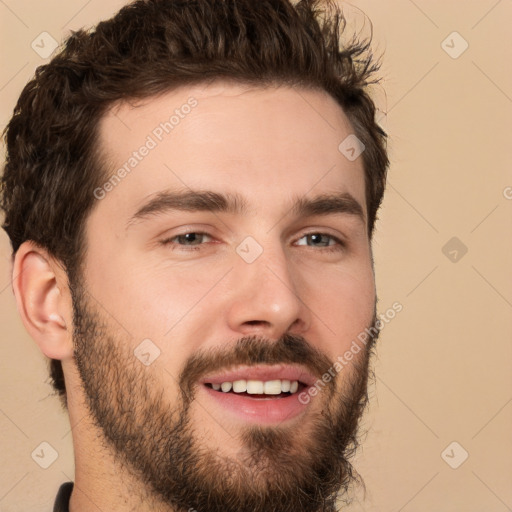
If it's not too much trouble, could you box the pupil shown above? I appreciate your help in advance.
[184,233,198,244]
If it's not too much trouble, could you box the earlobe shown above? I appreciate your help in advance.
[12,241,74,360]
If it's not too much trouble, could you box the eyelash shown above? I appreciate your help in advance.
[159,231,345,253]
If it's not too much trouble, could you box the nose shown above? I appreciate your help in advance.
[225,243,310,339]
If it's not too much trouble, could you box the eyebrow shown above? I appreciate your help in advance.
[126,189,366,229]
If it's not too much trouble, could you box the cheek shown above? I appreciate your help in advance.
[84,231,214,335]
[123,270,210,335]
[309,264,375,345]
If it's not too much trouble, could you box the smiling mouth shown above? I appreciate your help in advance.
[203,379,308,399]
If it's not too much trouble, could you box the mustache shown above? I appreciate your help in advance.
[178,333,336,403]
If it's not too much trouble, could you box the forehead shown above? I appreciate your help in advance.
[94,81,366,227]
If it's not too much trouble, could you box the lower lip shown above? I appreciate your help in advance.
[200,385,311,425]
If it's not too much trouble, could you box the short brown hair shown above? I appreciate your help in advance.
[0,0,389,406]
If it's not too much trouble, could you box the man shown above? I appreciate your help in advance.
[1,0,388,510]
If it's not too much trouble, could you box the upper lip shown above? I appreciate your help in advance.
[199,364,317,386]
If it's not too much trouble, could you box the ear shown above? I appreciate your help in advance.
[12,241,74,360]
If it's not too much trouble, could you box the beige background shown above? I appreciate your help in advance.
[1,1,511,510]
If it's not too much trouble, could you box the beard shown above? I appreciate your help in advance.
[71,280,378,512]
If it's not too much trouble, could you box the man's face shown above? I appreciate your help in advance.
[72,82,377,511]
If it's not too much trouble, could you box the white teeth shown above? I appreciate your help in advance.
[263,380,282,395]
[221,382,232,392]
[246,380,264,394]
[211,379,300,395]
[232,379,247,393]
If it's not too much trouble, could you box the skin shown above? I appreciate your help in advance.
[12,81,376,511]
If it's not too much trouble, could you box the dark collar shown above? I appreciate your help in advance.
[53,482,73,512]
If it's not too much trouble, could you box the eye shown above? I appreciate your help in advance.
[295,233,344,251]
[160,232,213,250]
